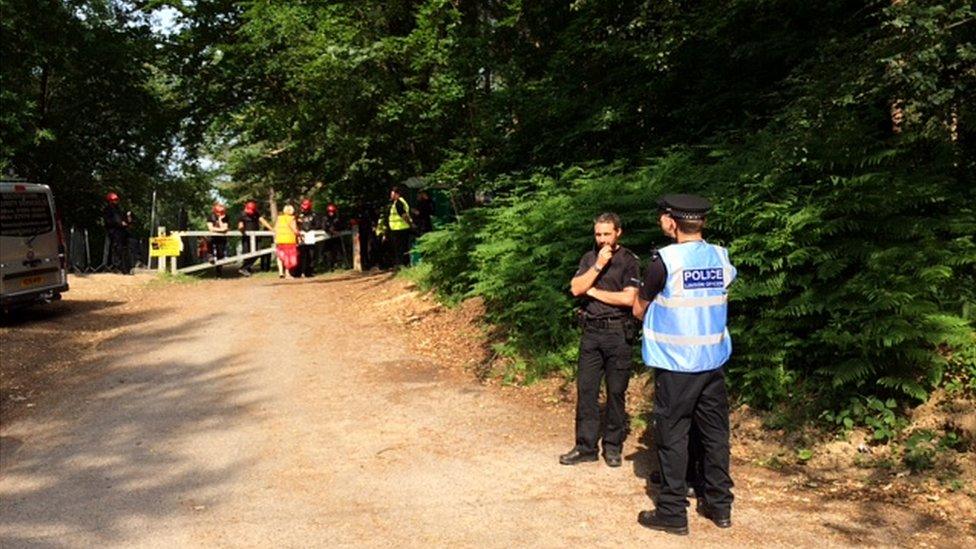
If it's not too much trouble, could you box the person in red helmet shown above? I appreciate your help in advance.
[206,203,230,275]
[296,198,323,277]
[103,191,132,274]
[322,202,345,270]
[237,200,273,276]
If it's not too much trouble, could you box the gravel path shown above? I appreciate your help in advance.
[1,273,971,548]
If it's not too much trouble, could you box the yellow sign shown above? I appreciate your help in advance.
[149,235,181,257]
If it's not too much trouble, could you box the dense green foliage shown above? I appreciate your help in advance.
[0,0,209,230]
[168,0,475,206]
[412,0,976,416]
[3,1,973,421]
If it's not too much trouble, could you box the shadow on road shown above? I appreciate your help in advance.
[0,298,126,328]
[0,300,178,425]
[1,344,262,547]
[1,298,265,547]
[628,424,659,501]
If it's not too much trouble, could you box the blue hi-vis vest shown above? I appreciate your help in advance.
[641,241,736,373]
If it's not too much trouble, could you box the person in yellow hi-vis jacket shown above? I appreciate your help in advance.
[274,204,300,278]
[387,185,412,268]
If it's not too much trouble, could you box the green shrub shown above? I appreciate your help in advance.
[822,396,908,442]
[902,430,938,473]
[414,0,976,424]
[419,132,974,417]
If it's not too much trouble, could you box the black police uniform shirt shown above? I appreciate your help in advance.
[103,205,125,230]
[324,213,343,233]
[298,211,323,233]
[207,213,229,229]
[207,214,229,256]
[208,213,229,237]
[575,246,641,319]
[639,251,667,304]
[239,212,261,232]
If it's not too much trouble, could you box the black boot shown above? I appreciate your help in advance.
[637,510,688,535]
[559,448,598,465]
[696,502,732,528]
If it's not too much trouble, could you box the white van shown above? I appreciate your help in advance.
[0,180,69,313]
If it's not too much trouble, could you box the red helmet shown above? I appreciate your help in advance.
[212,203,226,215]
[326,203,338,215]
[300,199,313,211]
[106,192,120,203]
[244,200,258,215]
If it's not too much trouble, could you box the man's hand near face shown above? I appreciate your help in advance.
[595,244,614,269]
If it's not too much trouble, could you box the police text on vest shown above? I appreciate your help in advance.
[682,268,724,289]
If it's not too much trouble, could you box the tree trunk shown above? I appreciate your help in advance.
[268,186,278,220]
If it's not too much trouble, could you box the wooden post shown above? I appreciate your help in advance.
[157,227,167,275]
[168,228,178,274]
[68,227,75,271]
[268,186,278,220]
[84,228,91,269]
[352,230,362,272]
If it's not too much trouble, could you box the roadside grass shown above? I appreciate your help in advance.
[146,272,200,286]
[395,263,432,286]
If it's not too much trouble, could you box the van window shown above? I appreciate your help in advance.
[0,192,54,237]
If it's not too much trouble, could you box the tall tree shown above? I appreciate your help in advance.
[0,0,202,230]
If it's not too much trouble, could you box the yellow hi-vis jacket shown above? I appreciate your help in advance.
[274,214,298,244]
[388,197,411,231]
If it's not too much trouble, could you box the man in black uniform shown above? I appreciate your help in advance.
[561,212,641,468]
[103,192,132,274]
[355,202,376,269]
[297,199,323,277]
[633,194,736,535]
[237,200,273,277]
[322,203,344,270]
[207,203,230,276]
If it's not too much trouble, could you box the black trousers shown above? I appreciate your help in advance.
[210,237,227,260]
[108,229,131,273]
[575,325,632,454]
[298,244,316,277]
[323,239,342,270]
[241,236,272,271]
[241,235,257,272]
[687,421,705,492]
[390,229,411,268]
[653,367,733,520]
[127,235,142,268]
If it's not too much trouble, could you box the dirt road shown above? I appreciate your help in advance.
[1,273,972,547]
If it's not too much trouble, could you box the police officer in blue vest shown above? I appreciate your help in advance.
[633,194,736,536]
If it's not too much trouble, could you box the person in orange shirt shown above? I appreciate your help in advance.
[274,204,300,278]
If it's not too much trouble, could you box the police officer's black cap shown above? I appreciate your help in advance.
[657,194,712,220]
